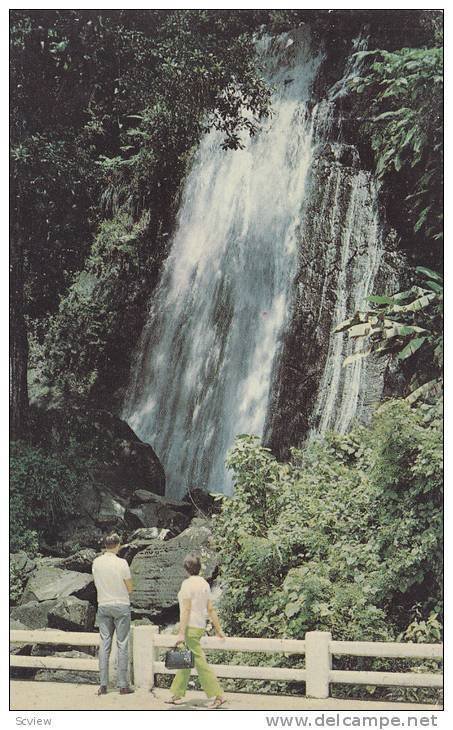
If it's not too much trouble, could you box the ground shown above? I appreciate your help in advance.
[10,682,442,712]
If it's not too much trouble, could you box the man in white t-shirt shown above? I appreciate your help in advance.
[92,533,134,695]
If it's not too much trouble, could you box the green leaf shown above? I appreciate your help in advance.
[368,295,395,305]
[389,293,436,314]
[424,281,443,295]
[384,324,428,339]
[285,601,301,619]
[415,267,443,283]
[397,337,427,361]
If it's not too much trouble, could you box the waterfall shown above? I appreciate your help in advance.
[124,29,391,496]
[123,30,322,498]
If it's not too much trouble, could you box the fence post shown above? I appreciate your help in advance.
[132,624,159,689]
[305,631,332,699]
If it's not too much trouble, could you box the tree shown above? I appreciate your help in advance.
[10,9,274,432]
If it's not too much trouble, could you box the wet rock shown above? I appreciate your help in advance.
[10,600,58,629]
[265,142,394,459]
[48,596,96,631]
[130,522,217,617]
[21,567,94,604]
[131,490,192,512]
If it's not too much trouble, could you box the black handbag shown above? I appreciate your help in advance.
[165,644,195,670]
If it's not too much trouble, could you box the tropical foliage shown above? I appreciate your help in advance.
[212,396,443,699]
[10,442,81,552]
[335,266,443,402]
[350,46,443,246]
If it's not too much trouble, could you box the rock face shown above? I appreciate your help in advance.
[48,596,96,631]
[24,407,167,554]
[10,600,58,629]
[33,408,166,497]
[264,103,399,459]
[130,521,217,617]
[21,567,94,604]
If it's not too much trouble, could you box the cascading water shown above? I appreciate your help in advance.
[124,29,392,495]
[123,31,322,498]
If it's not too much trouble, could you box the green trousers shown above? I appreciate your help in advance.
[170,627,223,699]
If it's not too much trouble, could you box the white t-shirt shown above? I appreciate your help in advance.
[178,575,211,629]
[92,552,131,606]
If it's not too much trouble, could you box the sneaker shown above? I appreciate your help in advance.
[119,687,135,695]
[97,686,107,695]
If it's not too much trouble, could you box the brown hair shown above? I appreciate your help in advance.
[183,553,201,575]
[104,533,121,548]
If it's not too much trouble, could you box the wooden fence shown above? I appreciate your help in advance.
[10,627,443,700]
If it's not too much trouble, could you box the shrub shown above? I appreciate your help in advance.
[211,397,442,699]
[10,441,80,552]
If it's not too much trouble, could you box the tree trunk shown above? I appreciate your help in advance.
[10,224,29,440]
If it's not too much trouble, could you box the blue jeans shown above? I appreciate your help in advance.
[97,604,131,688]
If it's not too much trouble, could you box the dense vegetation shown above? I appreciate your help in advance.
[212,396,442,700]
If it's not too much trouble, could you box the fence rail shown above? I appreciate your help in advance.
[10,627,443,699]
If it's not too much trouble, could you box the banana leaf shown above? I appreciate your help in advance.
[389,292,435,313]
[416,266,443,283]
[397,336,427,361]
[406,379,442,405]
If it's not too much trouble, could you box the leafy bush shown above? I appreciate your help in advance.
[10,442,80,552]
[212,398,442,699]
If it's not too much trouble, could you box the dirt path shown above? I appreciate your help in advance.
[10,682,442,712]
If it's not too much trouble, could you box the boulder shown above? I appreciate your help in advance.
[10,600,58,629]
[131,490,192,512]
[57,548,98,573]
[34,650,98,685]
[95,491,126,527]
[125,504,159,529]
[60,521,105,554]
[21,567,94,604]
[129,527,168,541]
[48,596,96,631]
[125,501,191,536]
[130,521,217,617]
[182,488,220,517]
[30,407,166,498]
[10,552,36,577]
[120,527,170,562]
